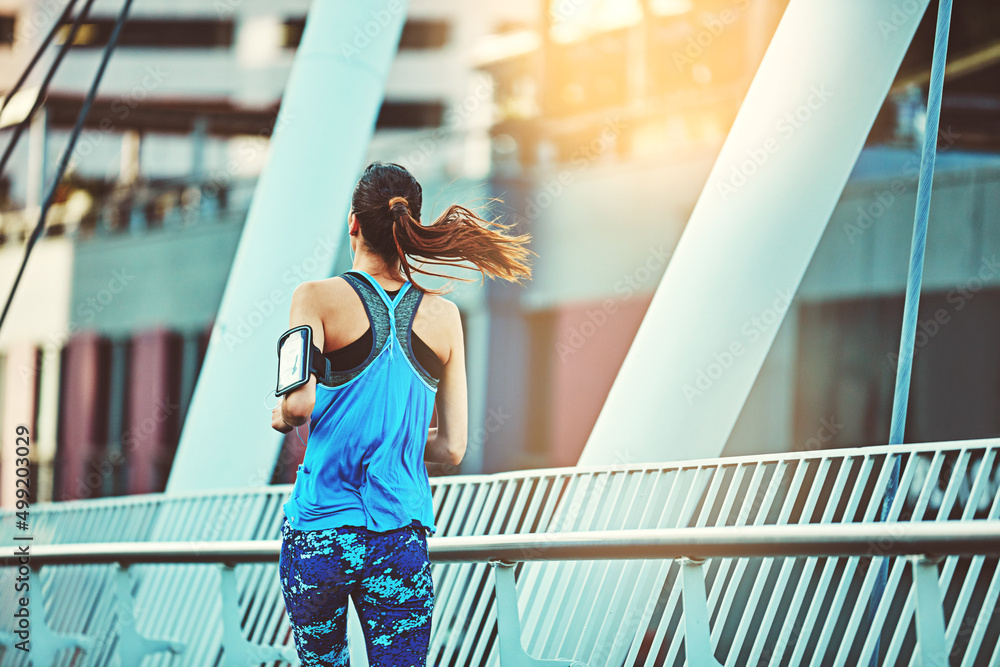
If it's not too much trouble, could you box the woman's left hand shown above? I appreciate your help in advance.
[272,404,293,433]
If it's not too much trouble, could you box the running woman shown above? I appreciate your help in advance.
[271,162,532,666]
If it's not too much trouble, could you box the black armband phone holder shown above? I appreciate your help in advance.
[275,325,330,396]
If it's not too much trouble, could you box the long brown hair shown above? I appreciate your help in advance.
[351,162,532,295]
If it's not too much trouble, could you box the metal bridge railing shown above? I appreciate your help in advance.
[3,523,1000,667]
[2,439,1000,665]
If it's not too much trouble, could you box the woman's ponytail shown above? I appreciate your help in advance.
[387,195,532,295]
[352,162,533,294]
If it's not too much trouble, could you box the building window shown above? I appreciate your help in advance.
[0,15,15,45]
[105,338,131,496]
[281,19,305,48]
[59,18,235,48]
[42,93,443,135]
[524,310,556,465]
[400,20,449,49]
[794,290,1000,450]
[376,101,444,129]
[281,18,449,50]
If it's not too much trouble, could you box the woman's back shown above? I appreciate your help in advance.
[314,272,454,374]
[273,161,531,665]
[282,270,454,535]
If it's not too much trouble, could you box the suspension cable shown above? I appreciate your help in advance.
[0,0,98,178]
[0,0,81,118]
[0,0,135,334]
[869,1,953,664]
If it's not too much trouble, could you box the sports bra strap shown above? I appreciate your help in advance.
[324,272,439,390]
[350,270,410,312]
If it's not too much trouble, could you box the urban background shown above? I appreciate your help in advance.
[0,0,998,506]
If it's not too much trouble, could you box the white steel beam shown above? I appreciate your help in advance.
[580,0,931,465]
[168,0,410,492]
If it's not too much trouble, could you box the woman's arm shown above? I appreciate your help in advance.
[424,427,454,475]
[270,282,324,433]
[424,300,467,466]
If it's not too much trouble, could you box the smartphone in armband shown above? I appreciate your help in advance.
[276,326,313,396]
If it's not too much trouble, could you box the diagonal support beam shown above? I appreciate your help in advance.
[491,561,588,667]
[168,0,411,493]
[580,0,932,466]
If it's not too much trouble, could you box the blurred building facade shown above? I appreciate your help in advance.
[0,0,998,505]
[478,0,1000,471]
[0,0,535,503]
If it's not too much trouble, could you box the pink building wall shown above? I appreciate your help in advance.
[57,334,109,501]
[126,329,180,494]
[547,294,653,467]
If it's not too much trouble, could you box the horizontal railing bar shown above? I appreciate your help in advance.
[7,439,997,514]
[3,522,1000,567]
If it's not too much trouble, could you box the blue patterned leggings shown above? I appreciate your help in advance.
[278,517,435,666]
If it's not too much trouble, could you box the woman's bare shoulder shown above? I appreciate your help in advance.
[288,277,361,321]
[293,276,355,300]
[414,293,461,364]
[418,293,460,323]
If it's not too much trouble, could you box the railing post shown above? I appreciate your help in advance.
[490,560,587,667]
[218,563,300,666]
[678,557,725,667]
[113,563,185,664]
[17,564,96,664]
[911,555,949,667]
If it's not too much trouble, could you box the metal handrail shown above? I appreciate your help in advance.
[5,521,1000,567]
[4,440,998,665]
[8,436,996,513]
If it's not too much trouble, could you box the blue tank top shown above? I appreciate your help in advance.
[282,270,439,535]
